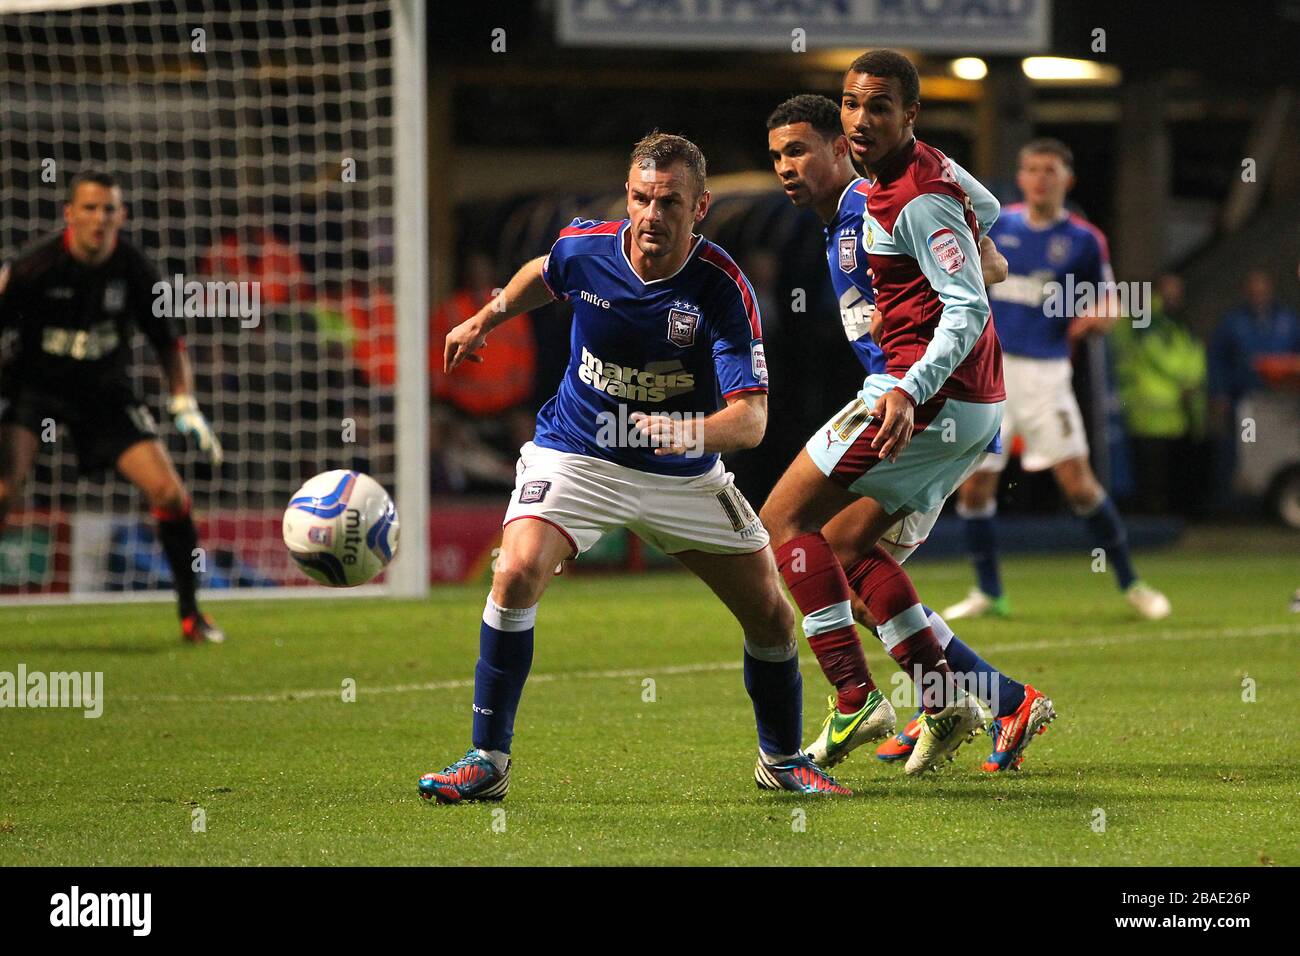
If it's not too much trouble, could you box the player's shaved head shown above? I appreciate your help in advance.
[841,51,920,174]
[67,168,120,205]
[846,49,920,107]
[64,168,125,265]
[629,131,707,199]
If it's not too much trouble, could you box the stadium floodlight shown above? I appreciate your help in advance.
[950,57,988,81]
[1021,56,1121,84]
[0,0,429,601]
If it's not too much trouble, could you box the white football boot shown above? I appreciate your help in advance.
[941,587,1010,621]
[1126,581,1171,620]
[905,694,986,775]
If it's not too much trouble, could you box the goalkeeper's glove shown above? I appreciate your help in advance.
[168,394,224,465]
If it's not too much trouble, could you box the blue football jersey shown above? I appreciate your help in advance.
[987,204,1114,360]
[825,178,886,375]
[536,218,767,477]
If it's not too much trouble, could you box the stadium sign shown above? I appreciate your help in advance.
[557,0,1050,53]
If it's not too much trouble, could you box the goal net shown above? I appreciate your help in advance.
[0,0,427,601]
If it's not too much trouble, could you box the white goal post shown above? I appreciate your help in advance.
[0,0,429,601]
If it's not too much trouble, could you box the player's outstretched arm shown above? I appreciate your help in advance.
[444,255,554,372]
[634,392,767,457]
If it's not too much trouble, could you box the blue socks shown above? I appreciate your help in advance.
[958,502,1003,598]
[743,642,803,760]
[471,597,536,755]
[1077,494,1137,590]
[925,606,1025,718]
[964,495,1138,594]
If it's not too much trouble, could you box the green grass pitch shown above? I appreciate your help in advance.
[1,548,1296,866]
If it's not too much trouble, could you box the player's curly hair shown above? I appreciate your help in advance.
[629,131,707,197]
[766,94,842,141]
[847,49,920,107]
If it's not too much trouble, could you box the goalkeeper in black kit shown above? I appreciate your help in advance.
[0,170,226,643]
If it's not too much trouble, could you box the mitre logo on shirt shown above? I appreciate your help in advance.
[928,228,965,275]
[578,346,695,402]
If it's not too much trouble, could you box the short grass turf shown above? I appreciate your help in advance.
[0,549,1296,866]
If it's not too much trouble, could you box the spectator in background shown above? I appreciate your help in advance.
[199,224,309,310]
[430,252,538,493]
[431,252,536,416]
[1112,273,1207,514]
[1208,269,1300,495]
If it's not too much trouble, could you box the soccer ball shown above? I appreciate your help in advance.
[283,470,399,587]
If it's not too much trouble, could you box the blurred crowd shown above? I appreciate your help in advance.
[429,251,1300,521]
[193,224,1299,520]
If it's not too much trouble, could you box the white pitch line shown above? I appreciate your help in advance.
[120,622,1298,705]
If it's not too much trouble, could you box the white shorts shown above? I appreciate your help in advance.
[502,441,769,557]
[879,451,988,563]
[977,354,1089,474]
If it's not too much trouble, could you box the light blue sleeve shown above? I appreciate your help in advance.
[891,192,992,406]
[948,160,1000,238]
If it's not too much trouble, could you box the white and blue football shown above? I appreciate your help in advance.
[283,470,399,587]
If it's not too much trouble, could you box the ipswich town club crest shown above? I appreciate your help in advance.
[102,279,127,314]
[520,480,551,504]
[667,304,699,347]
[1047,235,1073,266]
[838,234,857,273]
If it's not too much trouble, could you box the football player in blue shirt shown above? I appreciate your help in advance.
[765,94,1055,773]
[945,139,1171,622]
[419,132,853,803]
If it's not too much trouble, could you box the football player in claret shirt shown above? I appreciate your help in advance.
[760,50,1055,775]
[0,170,225,643]
[420,133,853,803]
[944,139,1171,623]
[765,93,1052,773]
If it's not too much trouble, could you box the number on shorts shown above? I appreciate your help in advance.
[830,398,872,442]
[1057,410,1073,439]
[715,485,757,533]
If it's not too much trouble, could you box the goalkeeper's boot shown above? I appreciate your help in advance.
[904,694,985,776]
[876,708,924,762]
[181,612,225,645]
[754,753,852,796]
[804,689,895,768]
[419,749,510,804]
[982,685,1056,772]
[941,588,1011,622]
